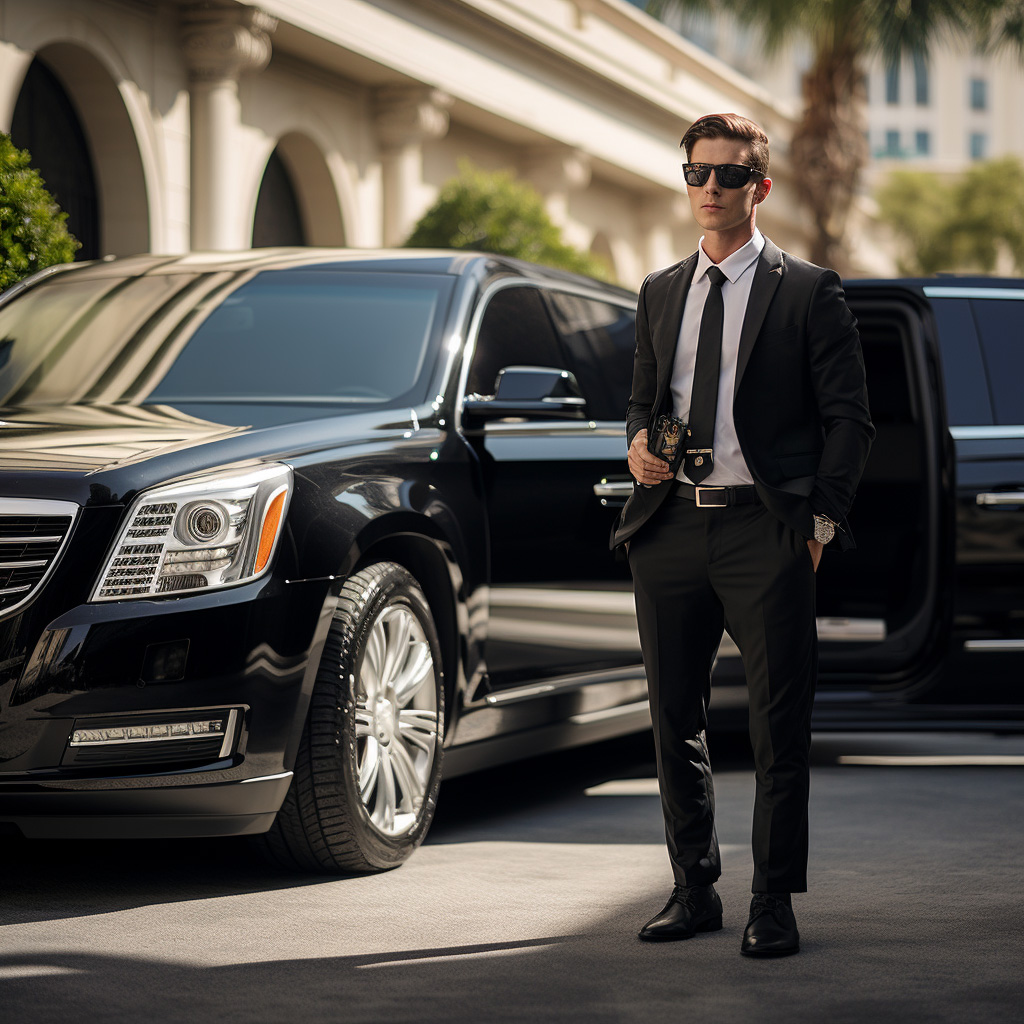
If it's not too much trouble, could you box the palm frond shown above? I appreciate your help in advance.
[975,0,1024,59]
[865,0,977,65]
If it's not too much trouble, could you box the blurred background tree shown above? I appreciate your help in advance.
[0,132,79,291]
[404,162,611,280]
[646,0,1024,273]
[877,156,1024,274]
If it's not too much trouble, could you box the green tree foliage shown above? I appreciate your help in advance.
[877,157,1024,275]
[646,0,1024,273]
[0,132,80,291]
[404,162,611,280]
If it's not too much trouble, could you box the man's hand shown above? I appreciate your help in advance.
[807,538,823,572]
[628,429,675,486]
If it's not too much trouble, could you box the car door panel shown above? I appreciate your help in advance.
[461,284,641,693]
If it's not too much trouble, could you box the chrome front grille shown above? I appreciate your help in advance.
[0,500,79,616]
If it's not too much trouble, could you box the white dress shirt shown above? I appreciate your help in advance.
[670,229,764,487]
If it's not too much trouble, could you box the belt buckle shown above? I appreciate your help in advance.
[694,486,727,508]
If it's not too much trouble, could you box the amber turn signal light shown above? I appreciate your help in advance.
[255,487,288,573]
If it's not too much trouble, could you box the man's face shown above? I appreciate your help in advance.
[685,137,768,238]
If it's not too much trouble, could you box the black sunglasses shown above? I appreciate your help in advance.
[682,163,762,188]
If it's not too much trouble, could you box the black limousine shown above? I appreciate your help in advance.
[0,250,1020,871]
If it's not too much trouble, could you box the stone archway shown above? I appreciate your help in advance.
[253,147,305,247]
[11,42,149,257]
[252,132,346,248]
[11,57,100,259]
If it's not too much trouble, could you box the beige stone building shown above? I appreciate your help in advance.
[0,0,886,287]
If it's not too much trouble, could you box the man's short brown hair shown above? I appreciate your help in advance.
[680,113,769,176]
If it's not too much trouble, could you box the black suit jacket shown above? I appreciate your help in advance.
[612,237,874,548]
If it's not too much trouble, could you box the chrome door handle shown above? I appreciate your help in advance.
[976,492,1024,507]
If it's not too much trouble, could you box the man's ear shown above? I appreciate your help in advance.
[754,176,772,204]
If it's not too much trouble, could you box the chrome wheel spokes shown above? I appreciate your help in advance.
[398,708,439,752]
[353,603,439,837]
[361,621,386,703]
[393,641,433,705]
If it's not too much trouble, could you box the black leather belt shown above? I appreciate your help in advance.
[672,481,760,507]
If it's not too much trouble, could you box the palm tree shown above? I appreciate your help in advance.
[645,0,1024,271]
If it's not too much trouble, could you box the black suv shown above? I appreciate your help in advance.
[0,252,1019,870]
[764,277,1024,729]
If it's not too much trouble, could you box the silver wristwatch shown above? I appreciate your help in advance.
[813,514,836,545]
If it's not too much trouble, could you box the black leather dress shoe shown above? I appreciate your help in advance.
[638,884,723,942]
[740,894,800,957]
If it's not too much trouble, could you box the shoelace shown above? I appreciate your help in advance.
[670,884,705,910]
[750,894,788,917]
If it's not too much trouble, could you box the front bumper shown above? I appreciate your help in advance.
[0,573,333,838]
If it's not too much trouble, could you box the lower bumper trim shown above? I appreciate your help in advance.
[7,811,278,840]
[0,772,291,839]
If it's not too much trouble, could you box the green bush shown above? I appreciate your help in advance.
[0,132,80,291]
[876,158,1024,275]
[404,162,611,280]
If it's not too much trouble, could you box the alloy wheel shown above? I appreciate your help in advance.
[353,603,439,837]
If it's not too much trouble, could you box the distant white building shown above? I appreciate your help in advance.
[863,43,1024,183]
[0,0,892,287]
[629,1,1024,183]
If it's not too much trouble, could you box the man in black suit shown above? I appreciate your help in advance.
[613,113,873,956]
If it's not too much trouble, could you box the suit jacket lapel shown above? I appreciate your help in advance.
[654,254,697,407]
[734,238,784,395]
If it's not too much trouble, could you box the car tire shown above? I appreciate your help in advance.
[259,562,444,873]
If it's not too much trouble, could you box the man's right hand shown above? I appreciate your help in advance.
[628,429,676,486]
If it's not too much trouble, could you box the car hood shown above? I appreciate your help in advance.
[0,402,422,506]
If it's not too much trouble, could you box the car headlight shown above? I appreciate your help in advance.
[92,463,292,601]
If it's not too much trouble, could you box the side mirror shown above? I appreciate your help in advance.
[462,366,587,424]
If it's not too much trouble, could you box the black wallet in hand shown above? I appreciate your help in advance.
[647,414,686,474]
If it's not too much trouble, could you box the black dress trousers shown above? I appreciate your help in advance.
[628,488,818,894]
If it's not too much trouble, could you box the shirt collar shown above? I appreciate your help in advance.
[695,228,765,284]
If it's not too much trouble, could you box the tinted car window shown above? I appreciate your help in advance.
[0,269,454,408]
[467,286,568,397]
[929,297,993,426]
[546,292,635,421]
[971,298,1024,425]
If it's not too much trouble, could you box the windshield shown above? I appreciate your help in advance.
[0,267,455,409]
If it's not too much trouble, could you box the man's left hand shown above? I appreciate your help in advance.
[807,539,823,572]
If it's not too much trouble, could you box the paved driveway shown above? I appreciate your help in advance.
[2,730,1023,1023]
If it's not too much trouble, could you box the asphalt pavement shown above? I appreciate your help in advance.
[2,728,1024,1024]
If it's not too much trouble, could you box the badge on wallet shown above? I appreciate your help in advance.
[647,414,687,473]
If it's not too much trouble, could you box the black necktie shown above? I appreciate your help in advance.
[685,265,726,484]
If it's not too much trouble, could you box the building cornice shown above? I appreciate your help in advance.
[255,0,796,191]
[458,0,794,122]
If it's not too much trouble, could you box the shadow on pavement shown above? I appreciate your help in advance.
[3,875,1021,1024]
[0,831,341,925]
[430,729,752,838]
[0,731,679,925]
[9,727,1019,932]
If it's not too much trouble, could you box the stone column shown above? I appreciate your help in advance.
[374,86,452,246]
[0,44,33,133]
[522,145,592,244]
[180,2,276,251]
